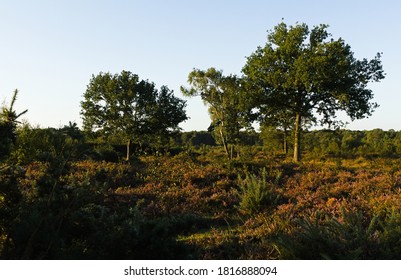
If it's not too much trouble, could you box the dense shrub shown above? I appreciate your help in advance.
[11,125,87,164]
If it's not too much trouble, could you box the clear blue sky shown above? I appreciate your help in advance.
[1,0,400,131]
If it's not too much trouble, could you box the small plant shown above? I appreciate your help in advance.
[238,168,281,215]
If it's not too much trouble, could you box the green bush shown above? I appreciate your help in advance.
[375,210,401,259]
[238,168,281,215]
[11,125,87,164]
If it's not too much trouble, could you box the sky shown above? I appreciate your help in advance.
[1,0,400,131]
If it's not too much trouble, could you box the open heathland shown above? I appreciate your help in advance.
[2,145,401,259]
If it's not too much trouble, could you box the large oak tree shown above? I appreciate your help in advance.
[81,70,187,160]
[243,22,385,162]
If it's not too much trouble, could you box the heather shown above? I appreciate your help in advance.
[3,138,401,259]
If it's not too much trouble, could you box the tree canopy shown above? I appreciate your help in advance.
[81,70,188,159]
[243,22,385,161]
[181,68,250,159]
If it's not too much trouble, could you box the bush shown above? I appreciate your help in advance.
[0,164,23,255]
[11,125,87,164]
[238,168,281,215]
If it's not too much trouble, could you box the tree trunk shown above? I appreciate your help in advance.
[219,126,230,160]
[126,139,131,161]
[293,113,301,162]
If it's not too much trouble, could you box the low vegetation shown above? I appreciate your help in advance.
[2,126,401,259]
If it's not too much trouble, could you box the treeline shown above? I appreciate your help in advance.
[6,123,401,165]
[181,128,401,159]
[264,128,401,158]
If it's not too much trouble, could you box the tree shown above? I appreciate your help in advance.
[181,68,250,159]
[148,85,188,151]
[0,90,26,253]
[364,129,395,156]
[243,22,385,162]
[0,89,28,160]
[81,71,187,160]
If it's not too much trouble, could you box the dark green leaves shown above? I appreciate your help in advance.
[81,70,188,146]
[243,22,385,161]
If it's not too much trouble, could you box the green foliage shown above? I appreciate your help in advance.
[376,210,401,259]
[90,143,119,162]
[297,129,401,159]
[0,89,28,126]
[302,130,342,159]
[81,70,188,159]
[270,208,401,260]
[11,125,87,165]
[238,168,281,215]
[0,90,27,254]
[364,129,395,156]
[4,140,401,259]
[181,131,216,148]
[243,22,385,161]
[181,68,251,159]
[0,90,27,161]
[1,158,190,259]
[260,125,292,155]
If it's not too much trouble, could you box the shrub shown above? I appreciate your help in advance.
[238,168,281,215]
[11,125,87,165]
[375,210,401,259]
[0,164,23,255]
